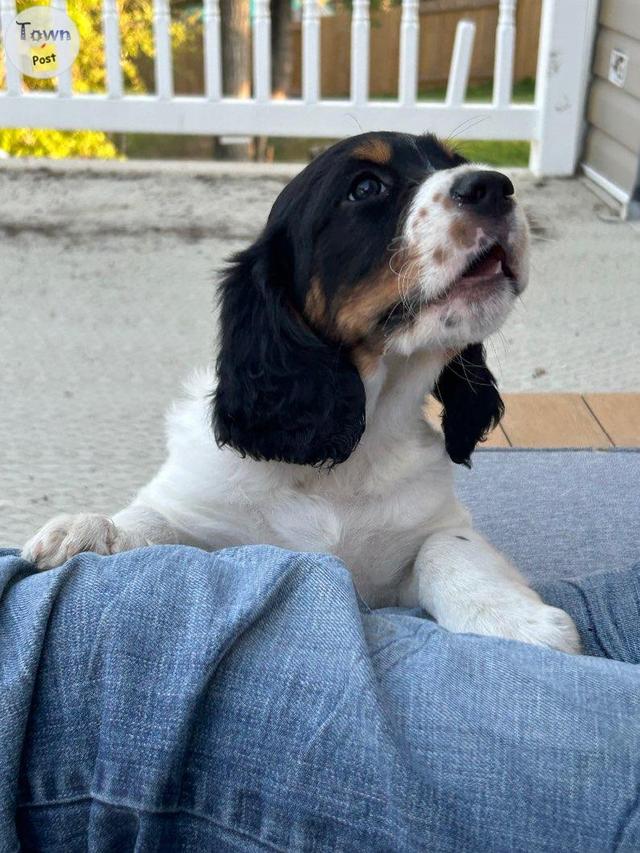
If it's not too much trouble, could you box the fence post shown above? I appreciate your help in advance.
[529,0,599,177]
[0,0,20,95]
[152,0,173,99]
[302,0,320,104]
[252,0,271,102]
[203,0,222,101]
[493,0,516,108]
[103,0,123,98]
[446,19,475,107]
[51,0,73,96]
[398,0,419,106]
[350,0,370,107]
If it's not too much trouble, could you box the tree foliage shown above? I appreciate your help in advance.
[0,0,195,158]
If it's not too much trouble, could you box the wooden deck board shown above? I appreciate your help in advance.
[583,394,640,447]
[481,423,511,447]
[423,393,639,449]
[500,394,612,448]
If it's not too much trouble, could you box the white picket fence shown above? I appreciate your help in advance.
[0,0,598,175]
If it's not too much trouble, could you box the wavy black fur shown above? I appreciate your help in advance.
[213,229,366,466]
[434,343,505,467]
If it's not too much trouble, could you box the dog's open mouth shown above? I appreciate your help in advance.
[459,243,514,283]
[381,243,517,330]
[429,243,516,308]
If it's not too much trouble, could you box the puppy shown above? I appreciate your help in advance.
[23,132,580,653]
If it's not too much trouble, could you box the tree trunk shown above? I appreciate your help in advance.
[271,0,293,99]
[248,0,291,161]
[216,0,251,161]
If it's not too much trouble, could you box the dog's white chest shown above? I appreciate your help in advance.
[140,381,460,606]
[255,468,452,604]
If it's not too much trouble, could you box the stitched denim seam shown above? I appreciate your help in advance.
[563,579,609,658]
[17,794,287,852]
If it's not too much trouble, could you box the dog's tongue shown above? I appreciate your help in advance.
[462,245,506,280]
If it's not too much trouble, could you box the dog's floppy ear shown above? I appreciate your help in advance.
[212,227,366,466]
[433,343,504,467]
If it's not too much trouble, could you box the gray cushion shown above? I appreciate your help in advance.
[456,449,640,582]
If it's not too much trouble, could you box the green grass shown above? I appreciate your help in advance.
[114,133,215,160]
[269,137,531,167]
[121,132,531,168]
[453,140,530,167]
[417,77,535,104]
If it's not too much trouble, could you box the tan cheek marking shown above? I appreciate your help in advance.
[305,277,328,328]
[418,208,427,219]
[308,248,423,350]
[352,139,392,164]
[334,267,408,342]
[433,246,446,265]
[352,340,384,378]
[449,219,476,249]
[433,192,443,203]
[335,275,400,341]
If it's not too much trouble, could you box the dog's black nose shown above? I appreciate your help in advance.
[450,170,514,217]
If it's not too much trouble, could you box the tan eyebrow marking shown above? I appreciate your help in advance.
[440,141,459,160]
[352,138,392,164]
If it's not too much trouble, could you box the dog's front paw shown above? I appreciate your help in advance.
[22,513,123,571]
[504,600,582,654]
[456,595,582,655]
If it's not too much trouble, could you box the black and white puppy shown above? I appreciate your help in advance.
[23,132,580,653]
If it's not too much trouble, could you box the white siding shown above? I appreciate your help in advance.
[582,0,640,203]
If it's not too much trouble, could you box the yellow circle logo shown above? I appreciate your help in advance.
[2,5,80,80]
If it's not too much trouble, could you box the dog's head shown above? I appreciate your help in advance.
[213,132,529,467]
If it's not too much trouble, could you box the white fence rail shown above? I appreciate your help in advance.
[0,0,598,175]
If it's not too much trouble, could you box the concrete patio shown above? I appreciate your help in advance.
[1,159,639,544]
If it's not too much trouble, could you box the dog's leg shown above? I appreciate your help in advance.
[402,526,581,654]
[22,504,196,572]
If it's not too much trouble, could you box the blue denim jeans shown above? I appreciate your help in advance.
[1,545,639,852]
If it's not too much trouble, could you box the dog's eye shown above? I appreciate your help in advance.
[348,174,386,202]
